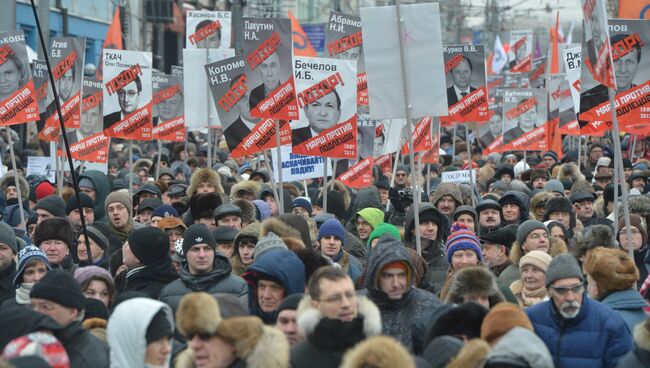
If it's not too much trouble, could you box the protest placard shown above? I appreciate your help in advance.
[581,0,617,89]
[442,169,477,185]
[562,46,582,114]
[271,145,330,182]
[102,50,153,140]
[421,117,442,164]
[242,18,299,121]
[31,60,52,114]
[373,118,406,157]
[152,73,185,142]
[27,156,55,183]
[509,30,533,73]
[478,106,503,150]
[357,115,375,160]
[360,3,447,119]
[402,117,433,154]
[337,156,373,188]
[441,45,488,123]
[185,10,232,49]
[291,56,357,159]
[375,153,392,174]
[548,74,580,135]
[501,88,548,151]
[529,56,547,88]
[0,31,39,125]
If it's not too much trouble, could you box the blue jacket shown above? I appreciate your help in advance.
[526,295,633,368]
[600,290,648,334]
[242,249,305,324]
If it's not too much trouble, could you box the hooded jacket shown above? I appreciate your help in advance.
[616,319,650,368]
[0,174,29,205]
[107,298,174,368]
[499,191,530,224]
[345,188,384,227]
[242,250,305,324]
[599,290,649,334]
[120,257,178,299]
[429,182,463,209]
[483,327,553,368]
[358,236,440,350]
[231,222,261,276]
[290,295,382,368]
[526,294,633,368]
[159,252,247,315]
[78,170,111,222]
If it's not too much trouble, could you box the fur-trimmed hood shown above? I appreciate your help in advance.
[260,217,302,241]
[314,180,352,211]
[446,338,491,368]
[231,180,262,200]
[340,336,415,368]
[634,318,650,351]
[132,158,153,173]
[557,163,585,182]
[187,168,224,197]
[510,237,568,265]
[445,266,504,307]
[0,173,29,200]
[296,295,382,337]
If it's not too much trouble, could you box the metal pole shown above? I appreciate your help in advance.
[262,150,280,211]
[323,159,329,213]
[128,140,133,198]
[577,136,582,169]
[29,0,92,263]
[274,120,284,214]
[608,88,634,262]
[6,131,25,228]
[466,125,476,207]
[630,134,637,163]
[330,159,338,190]
[156,140,162,179]
[395,0,421,256]
[206,49,212,168]
[386,139,403,212]
[452,124,457,157]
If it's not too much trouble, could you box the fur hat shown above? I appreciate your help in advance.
[177,292,222,337]
[260,217,302,241]
[187,168,224,197]
[574,225,617,258]
[341,336,415,368]
[33,218,74,248]
[217,317,290,368]
[480,302,533,345]
[447,339,491,368]
[585,247,639,293]
[529,168,550,182]
[189,192,222,220]
[427,302,488,342]
[445,266,504,306]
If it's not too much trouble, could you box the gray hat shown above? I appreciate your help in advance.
[545,253,584,287]
[0,221,17,254]
[34,195,66,218]
[453,205,477,221]
[212,226,238,243]
[544,180,565,195]
[516,220,547,246]
[254,232,288,260]
[84,226,109,250]
[213,203,242,220]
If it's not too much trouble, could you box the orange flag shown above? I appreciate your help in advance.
[619,0,650,18]
[97,7,123,79]
[289,11,317,57]
[550,12,560,74]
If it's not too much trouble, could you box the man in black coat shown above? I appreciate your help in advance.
[293,89,342,147]
[446,56,477,107]
[0,222,17,303]
[223,74,256,151]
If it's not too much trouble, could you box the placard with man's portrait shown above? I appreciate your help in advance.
[442,44,488,122]
[152,73,185,142]
[501,88,547,151]
[0,31,39,125]
[509,30,533,73]
[185,10,232,49]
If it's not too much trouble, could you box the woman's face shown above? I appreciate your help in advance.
[521,264,545,291]
[619,226,644,251]
[550,226,565,242]
[84,279,110,307]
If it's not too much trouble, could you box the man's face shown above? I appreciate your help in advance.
[394,171,407,185]
[451,59,472,91]
[259,53,280,91]
[30,298,77,327]
[320,235,342,258]
[108,203,130,229]
[337,46,360,60]
[39,239,68,265]
[378,188,389,205]
[518,104,537,132]
[481,243,504,268]
[167,229,184,251]
[159,93,182,121]
[516,42,527,61]
[217,215,242,230]
[257,279,284,313]
[532,177,547,189]
[573,200,594,221]
[502,204,520,222]
[276,309,306,347]
[4,186,17,200]
[304,92,341,134]
[0,58,21,99]
[312,277,358,321]
[455,214,475,233]
[189,334,236,368]
[356,217,373,241]
[543,156,556,169]
[417,220,438,241]
[216,241,234,258]
[379,267,408,300]
[68,207,94,230]
[122,241,142,268]
[137,209,153,225]
[117,80,140,115]
[22,260,48,284]
[57,68,74,101]
[35,209,55,224]
[80,187,96,201]
[614,48,639,91]
[292,206,310,218]
[186,243,215,275]
[549,211,570,229]
[81,104,101,136]
[451,249,479,270]
[549,277,584,319]
[589,147,603,162]
[77,234,104,263]
[522,229,549,253]
[489,114,502,135]
[436,195,457,216]
[0,244,13,272]
[632,178,646,190]
[479,209,501,229]
[197,27,221,49]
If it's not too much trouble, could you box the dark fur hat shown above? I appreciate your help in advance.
[189,192,222,220]
[33,217,74,248]
[445,266,504,307]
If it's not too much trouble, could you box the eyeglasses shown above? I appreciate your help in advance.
[187,332,215,341]
[319,291,356,304]
[549,282,584,296]
[30,302,61,312]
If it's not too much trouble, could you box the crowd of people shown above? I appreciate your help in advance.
[0,130,649,368]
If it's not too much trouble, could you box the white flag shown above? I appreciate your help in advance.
[492,35,507,74]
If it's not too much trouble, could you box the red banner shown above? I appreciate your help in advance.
[375,153,392,174]
[510,55,532,73]
[357,73,368,106]
[58,132,110,163]
[580,81,650,132]
[152,116,185,142]
[0,81,39,125]
[401,117,432,154]
[230,119,292,158]
[249,79,299,120]
[103,104,153,141]
[483,134,505,155]
[337,156,373,188]
[44,91,81,129]
[440,87,489,123]
[292,116,357,159]
[500,122,548,151]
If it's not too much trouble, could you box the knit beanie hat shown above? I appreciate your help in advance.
[78,177,95,190]
[543,180,565,195]
[516,220,547,247]
[617,214,648,246]
[33,218,74,249]
[367,223,401,246]
[183,224,217,255]
[292,197,312,215]
[480,302,533,345]
[0,221,17,254]
[254,232,288,260]
[13,245,51,287]
[585,247,639,292]
[519,250,553,273]
[2,332,70,368]
[152,205,179,219]
[317,219,346,245]
[34,182,56,201]
[146,309,173,344]
[127,227,170,266]
[30,269,86,310]
[545,253,584,287]
[65,193,95,216]
[445,222,483,264]
[73,265,114,288]
[105,191,133,217]
[277,293,303,314]
[34,195,66,218]
[82,226,109,251]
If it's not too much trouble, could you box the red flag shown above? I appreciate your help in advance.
[165,2,185,34]
[337,157,373,189]
[97,7,123,79]
[289,11,317,57]
[619,0,650,18]
[550,12,560,74]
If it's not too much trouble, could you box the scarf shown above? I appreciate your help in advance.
[15,283,34,305]
[108,218,134,242]
[511,279,547,307]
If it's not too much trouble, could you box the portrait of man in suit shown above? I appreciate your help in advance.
[249,52,281,111]
[56,64,75,104]
[195,19,221,49]
[479,109,503,147]
[292,89,341,146]
[446,56,476,107]
[67,92,103,144]
[504,98,538,143]
[224,74,259,151]
[103,75,142,130]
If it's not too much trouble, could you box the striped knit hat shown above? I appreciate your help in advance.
[445,222,483,264]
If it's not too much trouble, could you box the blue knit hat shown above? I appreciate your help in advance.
[13,245,51,287]
[291,197,312,214]
[445,222,483,264]
[317,219,346,246]
[152,204,179,218]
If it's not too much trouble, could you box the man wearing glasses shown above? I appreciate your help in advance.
[104,75,142,130]
[526,253,632,367]
[291,266,382,368]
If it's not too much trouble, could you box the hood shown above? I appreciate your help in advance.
[484,327,553,368]
[187,168,224,198]
[404,202,448,244]
[230,180,262,199]
[350,188,383,214]
[429,182,463,207]
[365,235,414,299]
[296,295,382,337]
[356,208,385,229]
[107,298,174,368]
[79,170,111,221]
[601,289,649,310]
[179,251,233,290]
[234,222,261,245]
[0,173,29,201]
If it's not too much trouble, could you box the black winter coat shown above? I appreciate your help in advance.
[120,257,178,299]
[58,321,109,368]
